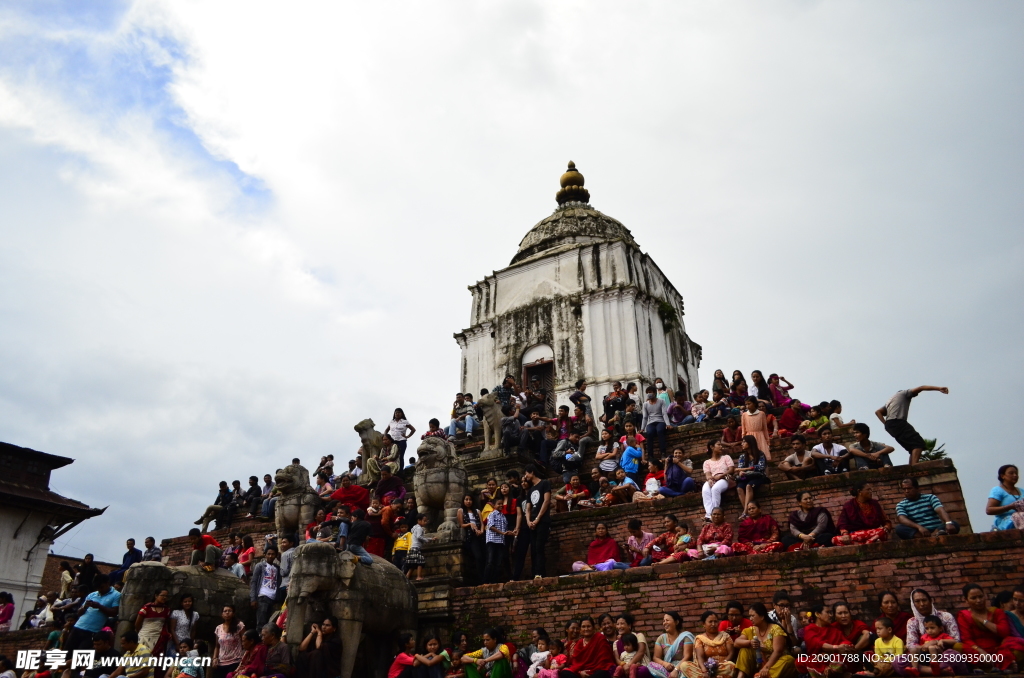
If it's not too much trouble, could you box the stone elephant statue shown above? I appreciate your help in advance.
[117,561,251,651]
[286,542,417,678]
[414,436,468,541]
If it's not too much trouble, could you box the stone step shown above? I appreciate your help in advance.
[544,458,968,577]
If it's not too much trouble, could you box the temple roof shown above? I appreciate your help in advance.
[511,162,637,265]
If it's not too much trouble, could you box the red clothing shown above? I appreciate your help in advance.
[192,535,221,551]
[737,515,780,544]
[779,408,803,434]
[568,634,616,673]
[329,484,371,511]
[587,537,623,566]
[835,619,871,645]
[837,498,888,533]
[387,652,415,678]
[697,522,733,548]
[800,623,853,673]
[563,484,591,499]
[645,471,665,485]
[718,618,753,639]
[957,608,1024,670]
[649,529,680,562]
[722,427,743,444]
[233,642,268,677]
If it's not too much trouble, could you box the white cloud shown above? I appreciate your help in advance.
[0,0,1021,559]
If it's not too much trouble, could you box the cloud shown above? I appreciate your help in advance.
[0,0,1022,559]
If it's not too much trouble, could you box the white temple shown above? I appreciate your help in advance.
[454,162,701,409]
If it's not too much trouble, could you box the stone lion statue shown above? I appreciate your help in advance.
[414,436,468,542]
[354,419,383,486]
[274,463,320,542]
[476,391,503,454]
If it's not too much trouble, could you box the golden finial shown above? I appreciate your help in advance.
[556,160,590,205]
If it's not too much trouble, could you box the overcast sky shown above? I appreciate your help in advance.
[1,1,1021,562]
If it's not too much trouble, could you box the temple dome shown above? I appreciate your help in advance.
[511,161,637,265]
[511,205,638,265]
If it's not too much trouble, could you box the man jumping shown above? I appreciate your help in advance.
[875,385,948,465]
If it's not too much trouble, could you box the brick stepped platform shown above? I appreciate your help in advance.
[448,529,1024,646]
[450,418,858,490]
[544,458,968,575]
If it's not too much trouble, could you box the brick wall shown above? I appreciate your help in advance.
[40,554,117,597]
[544,459,968,576]
[0,629,49,660]
[451,530,1024,647]
[162,518,275,567]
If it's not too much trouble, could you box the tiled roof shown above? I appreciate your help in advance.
[0,479,105,518]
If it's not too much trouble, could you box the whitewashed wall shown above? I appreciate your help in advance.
[0,507,54,627]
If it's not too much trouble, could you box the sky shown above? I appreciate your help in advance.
[0,1,1021,562]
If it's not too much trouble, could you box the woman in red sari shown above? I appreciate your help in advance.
[777,400,805,437]
[731,501,784,555]
[832,483,891,546]
[588,523,624,565]
[328,474,370,512]
[563,616,616,678]
[798,604,856,678]
[957,583,1024,671]
[833,602,871,667]
[876,591,913,643]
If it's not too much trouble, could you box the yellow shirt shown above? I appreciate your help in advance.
[481,503,495,523]
[393,532,413,552]
[124,644,153,678]
[874,636,904,660]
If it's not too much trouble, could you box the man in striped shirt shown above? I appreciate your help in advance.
[895,477,958,539]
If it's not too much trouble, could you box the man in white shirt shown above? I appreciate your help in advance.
[875,385,949,465]
[249,546,280,629]
[349,457,363,480]
[810,427,851,474]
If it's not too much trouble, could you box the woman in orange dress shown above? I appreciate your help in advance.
[740,397,772,461]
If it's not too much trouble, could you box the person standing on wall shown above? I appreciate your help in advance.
[386,408,415,470]
[522,464,552,580]
[875,385,949,465]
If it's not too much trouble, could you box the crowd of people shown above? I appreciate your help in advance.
[7,371,1024,678]
[419,582,1024,678]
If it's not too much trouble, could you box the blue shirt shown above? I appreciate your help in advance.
[988,485,1022,531]
[75,588,121,632]
[621,446,643,473]
[896,493,944,531]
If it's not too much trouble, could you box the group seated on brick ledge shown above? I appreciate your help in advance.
[434,580,1024,678]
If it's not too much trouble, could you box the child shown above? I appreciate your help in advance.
[536,639,568,678]
[387,633,417,677]
[829,400,854,429]
[391,519,412,572]
[912,615,956,676]
[871,617,904,677]
[444,649,465,678]
[620,436,645,486]
[527,637,551,678]
[799,406,829,434]
[613,632,649,678]
[405,513,434,580]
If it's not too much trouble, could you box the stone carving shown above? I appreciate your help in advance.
[117,561,251,650]
[476,391,503,455]
[354,419,383,486]
[275,463,320,542]
[286,542,417,678]
[413,436,468,541]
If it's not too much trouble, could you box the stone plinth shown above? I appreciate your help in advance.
[117,561,253,646]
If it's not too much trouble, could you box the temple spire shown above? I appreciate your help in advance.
[555,160,590,205]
